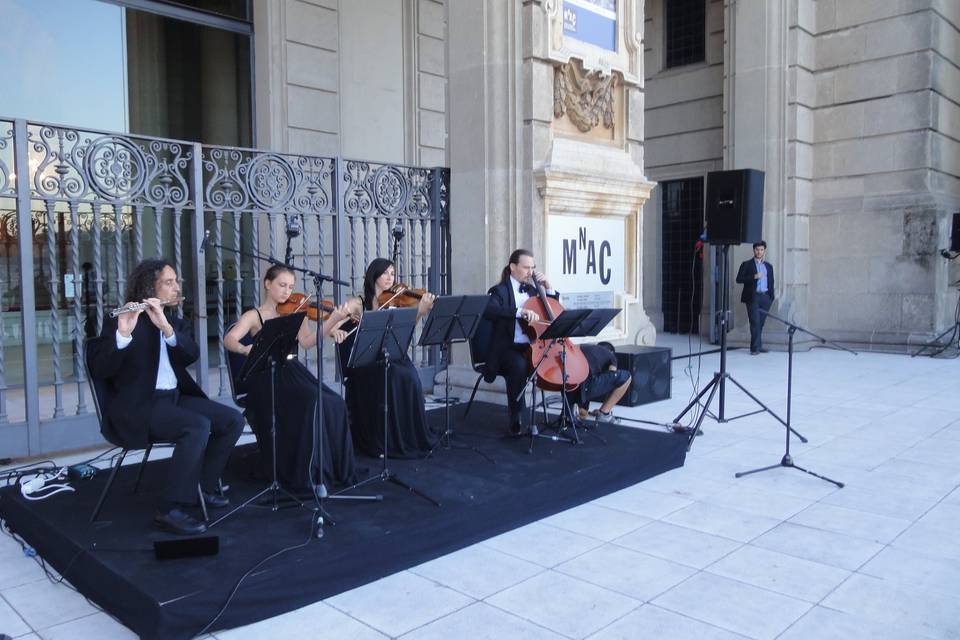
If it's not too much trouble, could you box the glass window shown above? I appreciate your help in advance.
[126,9,252,147]
[0,0,253,147]
[661,178,704,333]
[0,0,128,131]
[166,0,250,21]
[665,0,705,69]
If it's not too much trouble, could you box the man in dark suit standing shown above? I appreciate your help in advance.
[735,240,775,354]
[89,259,245,535]
[482,249,554,435]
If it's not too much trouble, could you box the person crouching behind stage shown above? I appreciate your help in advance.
[224,265,357,492]
[575,341,631,423]
[88,259,245,536]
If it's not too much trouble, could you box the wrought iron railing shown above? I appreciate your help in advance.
[0,117,450,457]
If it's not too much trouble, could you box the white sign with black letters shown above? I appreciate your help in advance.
[547,215,625,309]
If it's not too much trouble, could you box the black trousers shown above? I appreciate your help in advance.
[747,292,773,352]
[495,345,531,428]
[147,390,245,510]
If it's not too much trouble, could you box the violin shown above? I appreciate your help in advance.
[375,284,431,309]
[521,279,590,392]
[277,292,356,323]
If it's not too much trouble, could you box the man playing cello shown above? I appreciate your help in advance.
[483,249,631,434]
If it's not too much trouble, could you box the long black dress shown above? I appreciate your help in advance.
[240,311,357,489]
[339,311,439,458]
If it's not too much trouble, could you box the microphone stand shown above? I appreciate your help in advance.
[735,309,854,488]
[391,220,404,266]
[202,230,378,540]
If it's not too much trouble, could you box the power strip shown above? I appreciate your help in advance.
[19,468,75,501]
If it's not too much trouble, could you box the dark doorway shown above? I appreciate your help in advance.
[661,178,704,333]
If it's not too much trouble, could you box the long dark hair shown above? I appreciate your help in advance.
[124,258,174,303]
[362,258,395,310]
[263,264,295,286]
[500,249,533,283]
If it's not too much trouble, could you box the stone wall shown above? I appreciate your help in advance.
[252,0,447,166]
[641,0,724,330]
[810,0,960,342]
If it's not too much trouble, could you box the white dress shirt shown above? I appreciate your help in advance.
[116,329,179,390]
[509,276,557,344]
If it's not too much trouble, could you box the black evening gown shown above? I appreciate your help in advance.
[239,327,356,490]
[339,319,439,458]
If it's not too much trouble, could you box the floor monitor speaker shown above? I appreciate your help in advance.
[615,346,672,407]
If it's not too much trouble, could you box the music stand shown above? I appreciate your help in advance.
[210,312,306,527]
[515,308,591,451]
[420,295,493,462]
[536,308,622,449]
[340,307,441,507]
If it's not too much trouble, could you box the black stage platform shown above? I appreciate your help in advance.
[0,402,687,639]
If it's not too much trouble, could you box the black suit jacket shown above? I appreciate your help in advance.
[481,280,558,383]
[736,259,775,304]
[88,314,205,448]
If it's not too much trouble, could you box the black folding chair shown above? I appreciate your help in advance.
[85,337,207,523]
[462,317,549,423]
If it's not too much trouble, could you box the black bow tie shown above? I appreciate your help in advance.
[519,283,535,295]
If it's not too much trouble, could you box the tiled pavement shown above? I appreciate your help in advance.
[2,337,959,639]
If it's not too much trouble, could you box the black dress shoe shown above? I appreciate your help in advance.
[154,508,207,535]
[758,348,769,353]
[200,490,230,509]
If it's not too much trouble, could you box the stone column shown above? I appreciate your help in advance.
[723,0,811,334]
[444,0,655,402]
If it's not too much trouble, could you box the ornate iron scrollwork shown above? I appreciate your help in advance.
[0,123,14,197]
[247,153,296,210]
[82,135,148,200]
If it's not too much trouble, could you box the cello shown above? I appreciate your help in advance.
[521,279,589,392]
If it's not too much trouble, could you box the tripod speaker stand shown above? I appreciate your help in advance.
[672,244,806,451]
[911,281,960,357]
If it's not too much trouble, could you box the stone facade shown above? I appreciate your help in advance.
[643,0,960,346]
[253,0,447,166]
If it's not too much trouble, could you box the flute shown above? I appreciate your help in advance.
[109,296,185,317]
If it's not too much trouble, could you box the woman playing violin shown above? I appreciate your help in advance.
[338,258,440,457]
[224,264,357,490]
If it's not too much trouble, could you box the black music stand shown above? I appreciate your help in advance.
[420,295,494,462]
[516,308,592,452]
[536,308,622,450]
[338,307,441,507]
[210,312,306,527]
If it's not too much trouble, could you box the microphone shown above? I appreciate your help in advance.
[392,219,404,240]
[199,229,211,252]
[285,215,302,239]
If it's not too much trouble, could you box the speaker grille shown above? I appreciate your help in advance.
[615,346,672,407]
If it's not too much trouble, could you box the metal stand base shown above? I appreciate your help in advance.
[425,352,496,464]
[911,321,960,357]
[736,453,844,488]
[345,467,441,507]
[674,370,805,452]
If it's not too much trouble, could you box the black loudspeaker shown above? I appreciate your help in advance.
[154,535,219,561]
[951,212,960,252]
[705,169,765,244]
[615,346,672,407]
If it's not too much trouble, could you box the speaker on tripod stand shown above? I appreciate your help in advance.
[705,169,764,245]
